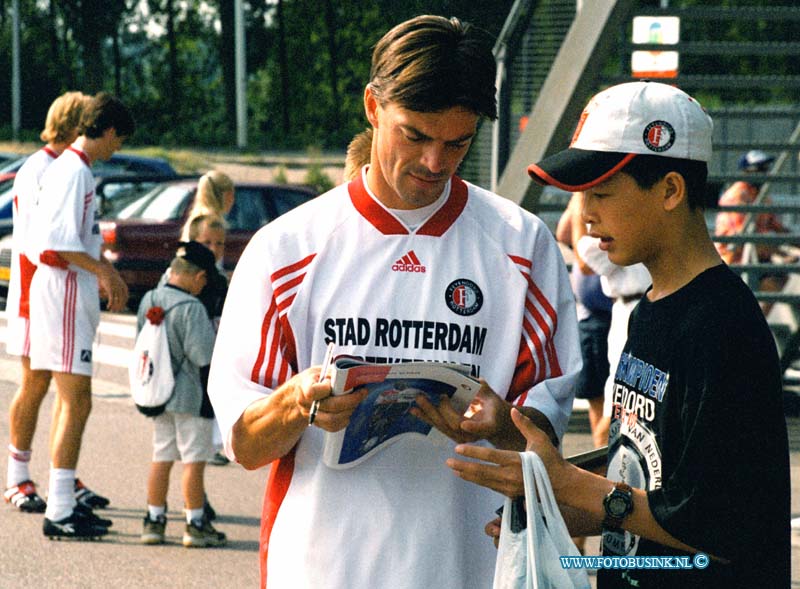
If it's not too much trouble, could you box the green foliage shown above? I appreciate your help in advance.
[303,148,335,193]
[0,0,794,147]
[273,165,289,184]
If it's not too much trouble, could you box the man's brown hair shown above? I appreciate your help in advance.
[79,92,136,139]
[369,15,497,119]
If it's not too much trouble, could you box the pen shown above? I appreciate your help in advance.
[308,342,335,426]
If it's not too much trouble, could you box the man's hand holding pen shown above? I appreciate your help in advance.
[300,345,368,431]
[301,378,368,431]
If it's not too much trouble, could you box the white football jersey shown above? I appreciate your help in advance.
[28,146,101,274]
[5,147,58,318]
[209,170,581,589]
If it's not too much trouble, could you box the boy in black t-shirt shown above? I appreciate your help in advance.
[447,81,790,588]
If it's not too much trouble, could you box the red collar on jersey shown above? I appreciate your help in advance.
[347,173,468,236]
[67,146,91,168]
[42,146,59,159]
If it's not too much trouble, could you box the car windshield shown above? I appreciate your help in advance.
[99,179,177,218]
[117,184,193,220]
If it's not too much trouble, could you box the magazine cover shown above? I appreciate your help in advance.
[322,359,480,469]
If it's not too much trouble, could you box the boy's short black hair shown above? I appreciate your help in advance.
[79,92,136,139]
[622,155,708,210]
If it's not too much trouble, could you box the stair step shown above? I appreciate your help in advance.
[714,204,800,214]
[711,234,800,245]
[627,41,800,56]
[637,6,800,20]
[605,75,800,89]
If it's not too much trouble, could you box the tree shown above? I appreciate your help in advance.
[2,0,794,149]
[217,0,236,137]
[323,0,341,132]
[58,0,130,93]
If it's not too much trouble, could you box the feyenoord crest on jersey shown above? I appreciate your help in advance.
[642,120,675,153]
[445,279,483,316]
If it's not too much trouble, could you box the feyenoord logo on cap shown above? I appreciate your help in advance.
[445,279,483,316]
[642,120,676,153]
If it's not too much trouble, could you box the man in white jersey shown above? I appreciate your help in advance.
[28,92,134,540]
[3,92,112,516]
[4,92,87,514]
[209,15,580,589]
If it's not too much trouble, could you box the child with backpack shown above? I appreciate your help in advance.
[136,241,227,547]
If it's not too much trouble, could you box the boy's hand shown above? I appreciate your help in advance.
[446,409,568,498]
[411,380,518,447]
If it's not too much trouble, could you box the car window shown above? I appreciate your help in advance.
[225,188,272,231]
[118,184,193,220]
[271,188,315,217]
[99,180,168,218]
[93,160,133,175]
[93,156,176,176]
[116,184,169,218]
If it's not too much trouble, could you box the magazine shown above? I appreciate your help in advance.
[566,446,608,472]
[322,357,481,469]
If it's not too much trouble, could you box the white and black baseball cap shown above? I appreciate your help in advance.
[527,81,713,191]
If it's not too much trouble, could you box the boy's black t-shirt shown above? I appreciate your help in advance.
[598,264,790,589]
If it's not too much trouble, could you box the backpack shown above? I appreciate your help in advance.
[128,299,192,417]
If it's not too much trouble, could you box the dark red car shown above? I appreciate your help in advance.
[99,178,317,310]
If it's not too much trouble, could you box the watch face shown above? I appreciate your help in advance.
[609,496,628,516]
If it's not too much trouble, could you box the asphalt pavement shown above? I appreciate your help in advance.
[0,312,269,588]
[0,310,797,587]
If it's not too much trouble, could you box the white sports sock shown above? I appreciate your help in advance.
[148,504,166,520]
[6,444,32,488]
[185,507,204,524]
[44,468,77,521]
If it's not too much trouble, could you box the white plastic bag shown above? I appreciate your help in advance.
[493,451,591,589]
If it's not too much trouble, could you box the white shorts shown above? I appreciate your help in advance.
[5,316,31,357]
[28,266,100,376]
[152,412,214,464]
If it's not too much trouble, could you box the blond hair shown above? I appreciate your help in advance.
[186,213,227,240]
[190,171,235,217]
[40,91,88,144]
[343,128,373,182]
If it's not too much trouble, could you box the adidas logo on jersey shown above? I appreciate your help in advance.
[392,250,426,273]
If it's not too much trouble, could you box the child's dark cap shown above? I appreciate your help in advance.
[176,241,221,281]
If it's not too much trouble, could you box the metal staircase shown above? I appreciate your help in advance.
[461,1,800,413]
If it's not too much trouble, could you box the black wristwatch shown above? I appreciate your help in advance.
[602,481,633,529]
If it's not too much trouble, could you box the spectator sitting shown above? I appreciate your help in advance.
[715,150,793,314]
